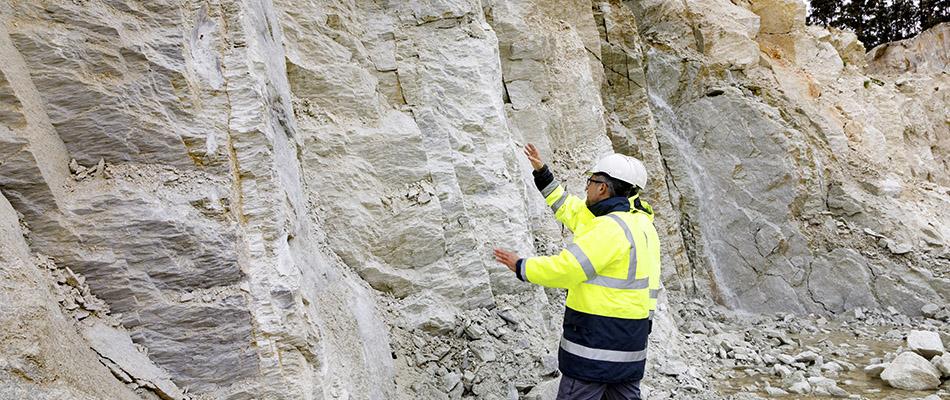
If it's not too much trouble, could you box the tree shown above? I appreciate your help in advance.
[919,0,950,31]
[807,0,950,49]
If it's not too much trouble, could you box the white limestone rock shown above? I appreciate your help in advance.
[907,330,946,359]
[879,352,942,391]
[868,23,950,74]
[864,363,888,378]
[82,320,185,400]
[690,0,762,69]
[0,193,140,400]
[750,0,806,35]
[932,354,950,378]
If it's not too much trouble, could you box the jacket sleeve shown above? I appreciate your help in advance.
[519,219,624,289]
[533,165,594,232]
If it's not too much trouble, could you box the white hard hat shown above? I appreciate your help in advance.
[590,153,648,189]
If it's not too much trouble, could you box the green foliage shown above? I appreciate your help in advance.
[807,0,950,49]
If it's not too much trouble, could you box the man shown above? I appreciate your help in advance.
[493,144,661,400]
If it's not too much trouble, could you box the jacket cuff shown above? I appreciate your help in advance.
[515,259,527,282]
[532,165,555,193]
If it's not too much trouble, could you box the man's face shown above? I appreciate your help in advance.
[585,175,610,206]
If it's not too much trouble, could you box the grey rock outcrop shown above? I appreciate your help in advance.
[0,0,947,399]
[0,193,141,400]
[879,352,942,391]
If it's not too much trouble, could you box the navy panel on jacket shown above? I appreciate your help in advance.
[559,306,651,383]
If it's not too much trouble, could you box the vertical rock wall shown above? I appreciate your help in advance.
[0,0,947,398]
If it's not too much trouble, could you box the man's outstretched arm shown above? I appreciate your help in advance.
[523,144,594,232]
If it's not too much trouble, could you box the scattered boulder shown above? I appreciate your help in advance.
[932,353,950,378]
[774,364,793,378]
[906,330,945,359]
[523,379,558,400]
[863,363,888,378]
[825,385,849,398]
[764,386,789,396]
[920,303,940,318]
[794,350,819,363]
[879,352,942,391]
[786,379,811,394]
[658,359,689,376]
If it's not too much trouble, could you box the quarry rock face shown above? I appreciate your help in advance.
[0,0,947,399]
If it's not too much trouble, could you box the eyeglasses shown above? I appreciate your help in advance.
[586,177,608,187]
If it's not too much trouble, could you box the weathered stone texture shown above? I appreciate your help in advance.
[0,0,947,399]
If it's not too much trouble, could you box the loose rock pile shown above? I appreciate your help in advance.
[385,293,565,400]
[39,255,187,400]
[866,328,949,393]
[664,297,949,399]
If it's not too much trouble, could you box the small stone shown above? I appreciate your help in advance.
[777,354,796,364]
[826,385,849,398]
[69,159,85,174]
[795,350,820,363]
[540,354,558,376]
[411,336,427,349]
[463,324,486,340]
[863,363,887,378]
[658,360,688,376]
[931,353,950,377]
[469,340,496,362]
[920,303,940,318]
[786,380,811,394]
[685,320,707,334]
[853,308,865,319]
[95,158,106,178]
[764,386,788,396]
[497,308,521,326]
[822,361,843,374]
[442,372,461,392]
[887,241,912,255]
[774,364,793,378]
[489,326,510,338]
[64,267,84,288]
[807,376,836,388]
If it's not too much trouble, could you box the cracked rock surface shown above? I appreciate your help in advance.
[0,0,947,399]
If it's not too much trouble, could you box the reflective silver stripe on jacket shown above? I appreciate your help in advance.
[551,192,568,212]
[582,214,649,290]
[568,244,597,280]
[541,181,560,198]
[561,214,651,290]
[560,337,648,363]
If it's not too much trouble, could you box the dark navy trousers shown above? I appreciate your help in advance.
[556,375,642,400]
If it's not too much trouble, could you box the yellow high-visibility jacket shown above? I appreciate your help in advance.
[514,169,662,383]
[518,183,661,319]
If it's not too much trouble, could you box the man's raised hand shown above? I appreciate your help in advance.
[493,248,520,272]
[523,143,544,171]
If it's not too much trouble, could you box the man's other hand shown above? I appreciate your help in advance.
[493,248,520,272]
[523,143,544,171]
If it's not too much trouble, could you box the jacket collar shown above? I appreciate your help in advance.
[588,196,631,217]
